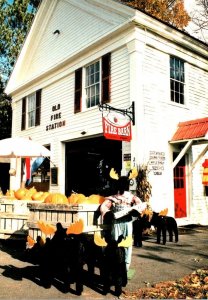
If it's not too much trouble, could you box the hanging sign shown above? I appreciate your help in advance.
[102,111,132,142]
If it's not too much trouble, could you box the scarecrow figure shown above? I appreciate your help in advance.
[100,167,147,271]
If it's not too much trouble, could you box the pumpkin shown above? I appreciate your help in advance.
[66,219,84,235]
[26,187,37,197]
[6,189,15,197]
[5,190,16,200]
[21,195,33,200]
[44,193,68,204]
[68,193,86,204]
[14,188,27,200]
[32,191,44,200]
[87,194,105,204]
[38,192,51,201]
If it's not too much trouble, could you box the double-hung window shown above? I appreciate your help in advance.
[170,56,185,104]
[86,61,100,108]
[28,93,36,127]
[21,89,41,130]
[74,53,111,113]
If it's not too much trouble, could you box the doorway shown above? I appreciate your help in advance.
[65,136,122,197]
[0,163,10,194]
[173,153,187,218]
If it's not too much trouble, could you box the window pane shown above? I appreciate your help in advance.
[91,85,95,97]
[170,56,185,105]
[91,96,95,107]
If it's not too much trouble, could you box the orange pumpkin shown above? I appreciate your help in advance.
[27,186,37,196]
[14,188,27,200]
[44,193,68,204]
[21,195,33,200]
[6,189,15,197]
[68,193,86,204]
[38,192,51,201]
[32,191,44,200]
[87,194,105,204]
[5,190,16,200]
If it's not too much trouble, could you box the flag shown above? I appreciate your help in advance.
[25,157,31,181]
[22,157,31,185]
[25,157,45,186]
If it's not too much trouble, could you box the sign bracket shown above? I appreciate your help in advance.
[98,101,135,125]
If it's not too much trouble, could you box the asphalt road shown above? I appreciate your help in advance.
[0,225,207,299]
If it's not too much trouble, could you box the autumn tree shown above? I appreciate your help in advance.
[120,0,190,29]
[190,0,208,42]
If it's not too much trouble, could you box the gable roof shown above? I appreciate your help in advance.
[170,117,208,142]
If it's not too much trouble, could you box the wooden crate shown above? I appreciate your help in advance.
[27,203,103,240]
[0,198,30,240]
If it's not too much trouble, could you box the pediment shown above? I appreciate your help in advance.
[6,0,134,95]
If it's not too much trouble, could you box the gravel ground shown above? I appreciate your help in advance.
[0,225,207,299]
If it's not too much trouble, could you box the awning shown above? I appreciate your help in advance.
[170,117,208,169]
[170,117,208,143]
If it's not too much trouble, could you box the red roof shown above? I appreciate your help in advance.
[171,117,208,142]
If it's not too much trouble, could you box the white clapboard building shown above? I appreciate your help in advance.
[5,0,208,225]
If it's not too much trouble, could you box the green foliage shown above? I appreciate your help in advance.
[0,0,41,82]
[0,0,41,139]
[0,78,12,139]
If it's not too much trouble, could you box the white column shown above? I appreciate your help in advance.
[127,38,146,167]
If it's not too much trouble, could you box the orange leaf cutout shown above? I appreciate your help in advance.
[66,219,84,235]
[94,232,107,247]
[159,208,168,216]
[94,233,133,248]
[128,167,138,179]
[109,168,119,180]
[27,235,35,247]
[118,235,133,247]
[37,220,56,235]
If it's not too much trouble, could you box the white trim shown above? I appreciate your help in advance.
[172,140,193,169]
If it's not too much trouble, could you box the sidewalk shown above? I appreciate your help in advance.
[127,225,208,292]
[0,225,207,299]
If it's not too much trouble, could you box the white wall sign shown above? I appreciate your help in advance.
[149,151,165,175]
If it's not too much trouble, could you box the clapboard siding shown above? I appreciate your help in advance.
[143,46,171,140]
[26,0,126,82]
[191,145,208,225]
[188,66,208,115]
[111,47,130,107]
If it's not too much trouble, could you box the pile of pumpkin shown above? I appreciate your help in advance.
[5,187,105,205]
